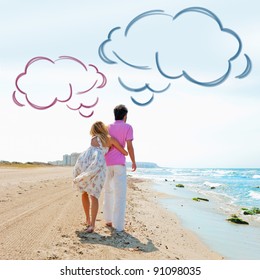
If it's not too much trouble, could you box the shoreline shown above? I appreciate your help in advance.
[146,179,260,260]
[0,166,221,260]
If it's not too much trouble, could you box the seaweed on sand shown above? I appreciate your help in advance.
[192,197,209,202]
[227,214,249,225]
[242,207,260,215]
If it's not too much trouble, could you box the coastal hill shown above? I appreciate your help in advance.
[127,162,159,168]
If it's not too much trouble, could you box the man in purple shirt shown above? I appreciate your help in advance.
[103,104,137,232]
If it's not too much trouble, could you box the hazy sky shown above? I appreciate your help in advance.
[0,0,259,168]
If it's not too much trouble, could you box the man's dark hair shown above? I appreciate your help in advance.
[114,104,128,120]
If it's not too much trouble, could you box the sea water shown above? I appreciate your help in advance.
[129,167,260,259]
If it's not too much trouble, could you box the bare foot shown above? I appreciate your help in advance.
[105,222,112,227]
[85,226,94,233]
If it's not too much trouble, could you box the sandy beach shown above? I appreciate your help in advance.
[0,165,222,260]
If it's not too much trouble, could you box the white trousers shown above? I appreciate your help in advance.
[103,165,127,232]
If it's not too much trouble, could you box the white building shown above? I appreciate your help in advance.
[63,154,71,166]
[70,153,80,166]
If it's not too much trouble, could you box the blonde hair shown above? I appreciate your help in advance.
[90,121,109,146]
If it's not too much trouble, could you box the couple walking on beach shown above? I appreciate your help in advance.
[73,104,137,233]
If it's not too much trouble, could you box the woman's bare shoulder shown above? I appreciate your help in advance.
[107,135,113,145]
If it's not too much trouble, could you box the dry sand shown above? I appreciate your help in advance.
[0,166,222,260]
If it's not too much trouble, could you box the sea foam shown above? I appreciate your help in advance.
[249,191,260,200]
[203,181,222,188]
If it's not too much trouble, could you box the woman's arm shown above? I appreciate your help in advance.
[109,137,128,156]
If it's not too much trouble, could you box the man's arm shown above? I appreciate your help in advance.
[126,140,136,171]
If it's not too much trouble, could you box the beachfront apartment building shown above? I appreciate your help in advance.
[49,152,80,166]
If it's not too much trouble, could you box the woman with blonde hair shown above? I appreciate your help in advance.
[73,121,128,233]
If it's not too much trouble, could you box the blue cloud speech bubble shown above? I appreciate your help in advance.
[99,7,252,106]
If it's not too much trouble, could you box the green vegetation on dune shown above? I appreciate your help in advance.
[0,161,52,168]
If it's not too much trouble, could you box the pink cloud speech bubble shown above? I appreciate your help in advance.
[13,56,107,118]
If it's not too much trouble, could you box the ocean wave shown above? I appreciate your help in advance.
[253,175,260,179]
[203,181,222,188]
[215,170,234,175]
[249,191,260,200]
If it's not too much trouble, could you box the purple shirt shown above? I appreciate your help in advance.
[105,120,133,166]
